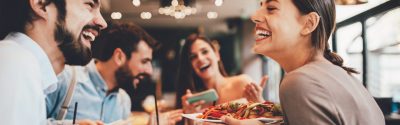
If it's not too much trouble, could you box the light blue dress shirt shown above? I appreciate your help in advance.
[0,32,58,125]
[46,61,131,123]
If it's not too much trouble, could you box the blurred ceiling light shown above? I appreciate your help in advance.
[335,0,367,5]
[215,0,223,6]
[171,0,179,7]
[140,12,152,19]
[174,12,186,19]
[132,0,140,7]
[111,12,122,19]
[207,12,218,19]
[159,0,196,19]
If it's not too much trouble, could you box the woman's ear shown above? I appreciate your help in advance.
[113,48,127,66]
[29,0,50,20]
[301,12,320,35]
[211,41,221,61]
[215,49,221,61]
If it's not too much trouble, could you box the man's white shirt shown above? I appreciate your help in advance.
[0,32,58,125]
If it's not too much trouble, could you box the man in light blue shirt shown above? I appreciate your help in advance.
[0,0,107,124]
[46,22,157,124]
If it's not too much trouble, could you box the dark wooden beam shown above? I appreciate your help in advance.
[332,30,338,52]
[361,21,368,87]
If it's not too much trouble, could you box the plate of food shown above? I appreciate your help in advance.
[182,113,225,123]
[182,101,283,123]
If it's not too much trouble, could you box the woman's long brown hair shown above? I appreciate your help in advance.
[292,0,359,74]
[175,34,228,108]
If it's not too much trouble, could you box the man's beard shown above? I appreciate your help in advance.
[54,22,92,65]
[116,64,152,91]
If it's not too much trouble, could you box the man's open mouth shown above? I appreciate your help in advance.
[82,31,95,41]
[80,26,99,47]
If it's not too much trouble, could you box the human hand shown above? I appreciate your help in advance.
[160,109,183,125]
[181,89,205,113]
[76,119,104,125]
[220,116,263,125]
[244,75,268,103]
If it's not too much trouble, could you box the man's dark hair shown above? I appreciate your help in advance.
[92,21,157,61]
[0,0,66,39]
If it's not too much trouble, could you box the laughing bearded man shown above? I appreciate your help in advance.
[0,0,107,124]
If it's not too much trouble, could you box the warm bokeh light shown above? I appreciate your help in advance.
[207,12,218,19]
[132,0,140,7]
[111,12,122,19]
[215,0,223,6]
[140,12,152,19]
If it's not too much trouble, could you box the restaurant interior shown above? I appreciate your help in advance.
[88,0,400,124]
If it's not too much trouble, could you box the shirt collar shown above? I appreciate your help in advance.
[4,32,58,94]
[87,60,118,95]
[87,60,106,91]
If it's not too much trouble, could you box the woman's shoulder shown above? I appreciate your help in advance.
[282,71,315,86]
[280,71,332,104]
[227,74,253,85]
[284,61,336,82]
[281,69,328,96]
[284,60,354,88]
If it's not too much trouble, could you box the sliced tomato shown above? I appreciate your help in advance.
[209,112,224,118]
[263,101,273,105]
[258,106,265,115]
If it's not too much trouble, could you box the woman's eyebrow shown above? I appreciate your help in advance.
[261,0,279,5]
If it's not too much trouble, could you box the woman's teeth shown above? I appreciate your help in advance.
[256,30,271,39]
[82,31,95,41]
[200,64,210,72]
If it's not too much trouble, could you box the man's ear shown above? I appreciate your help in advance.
[301,12,320,35]
[113,48,127,66]
[29,0,50,20]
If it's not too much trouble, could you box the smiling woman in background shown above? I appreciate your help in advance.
[222,0,385,125]
[176,34,265,114]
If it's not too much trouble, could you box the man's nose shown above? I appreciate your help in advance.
[144,66,153,75]
[93,11,108,30]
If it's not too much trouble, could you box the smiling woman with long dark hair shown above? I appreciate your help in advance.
[222,0,385,124]
[176,34,259,114]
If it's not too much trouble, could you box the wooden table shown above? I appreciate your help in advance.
[128,112,150,125]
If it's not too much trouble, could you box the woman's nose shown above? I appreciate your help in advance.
[197,54,207,61]
[251,9,265,24]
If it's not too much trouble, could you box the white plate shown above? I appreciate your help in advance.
[182,113,282,123]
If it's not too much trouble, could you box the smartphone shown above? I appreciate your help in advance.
[187,89,219,104]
